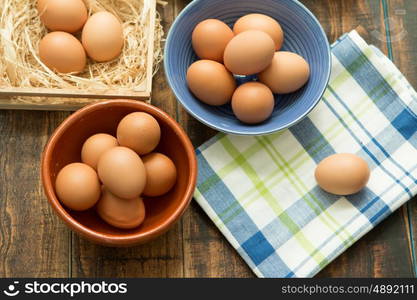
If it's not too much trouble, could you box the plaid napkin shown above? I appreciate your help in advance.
[194,30,417,278]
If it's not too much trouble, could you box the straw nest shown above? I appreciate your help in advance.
[0,0,164,105]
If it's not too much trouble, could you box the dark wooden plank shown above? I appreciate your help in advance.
[172,0,254,278]
[0,110,70,277]
[70,2,184,278]
[306,0,414,277]
[386,0,417,276]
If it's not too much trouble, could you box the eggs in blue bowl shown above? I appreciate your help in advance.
[164,0,331,135]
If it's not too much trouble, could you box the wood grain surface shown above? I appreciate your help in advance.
[386,0,417,277]
[0,0,416,278]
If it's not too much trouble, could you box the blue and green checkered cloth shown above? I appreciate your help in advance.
[194,30,417,278]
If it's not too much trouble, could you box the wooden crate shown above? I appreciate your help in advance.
[0,0,157,110]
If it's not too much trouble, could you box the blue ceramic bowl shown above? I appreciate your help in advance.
[164,0,331,135]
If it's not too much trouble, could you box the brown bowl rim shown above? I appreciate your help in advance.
[41,99,197,246]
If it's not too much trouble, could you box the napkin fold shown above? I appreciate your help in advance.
[194,30,417,278]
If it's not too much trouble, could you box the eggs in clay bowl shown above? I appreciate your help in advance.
[42,100,198,246]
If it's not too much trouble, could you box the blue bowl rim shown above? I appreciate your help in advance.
[164,0,332,136]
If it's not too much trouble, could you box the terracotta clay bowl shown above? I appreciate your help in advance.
[41,100,197,247]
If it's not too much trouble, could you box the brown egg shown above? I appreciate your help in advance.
[258,51,310,94]
[315,153,370,195]
[97,146,146,199]
[39,31,86,74]
[82,12,124,62]
[231,82,274,124]
[55,163,101,211]
[37,0,87,33]
[117,112,161,155]
[186,60,236,106]
[223,30,275,75]
[81,133,118,170]
[192,19,234,63]
[233,14,284,50]
[96,187,146,229]
[142,153,177,197]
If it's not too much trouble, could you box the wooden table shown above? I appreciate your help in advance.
[0,0,416,277]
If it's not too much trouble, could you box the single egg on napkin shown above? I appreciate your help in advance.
[315,153,370,196]
[192,19,234,63]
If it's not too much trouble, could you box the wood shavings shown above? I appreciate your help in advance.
[0,0,163,105]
